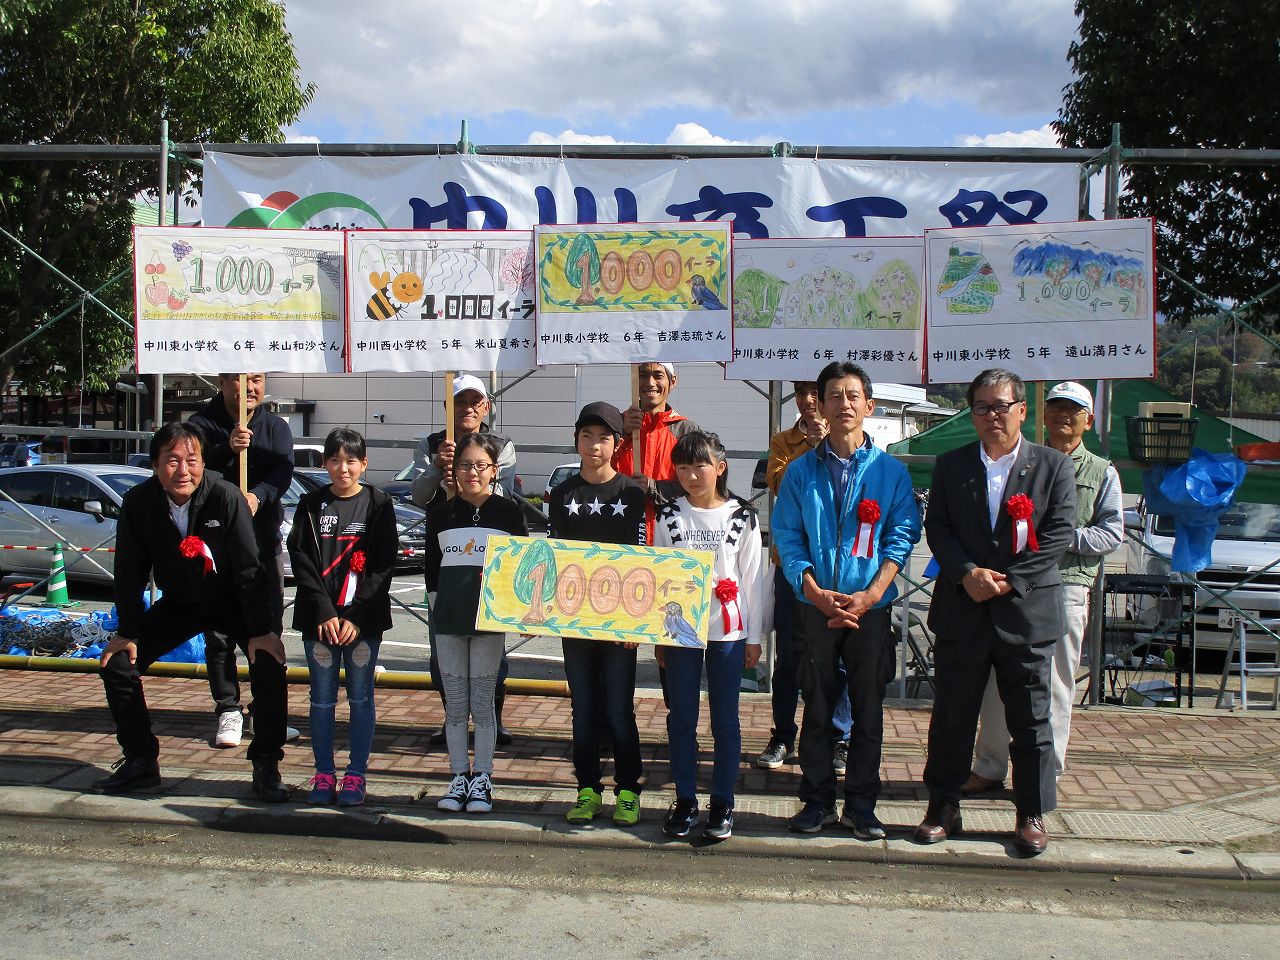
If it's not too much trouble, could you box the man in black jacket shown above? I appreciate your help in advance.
[189,372,293,748]
[95,422,290,800]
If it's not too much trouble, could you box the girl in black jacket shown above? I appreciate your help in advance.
[287,428,398,807]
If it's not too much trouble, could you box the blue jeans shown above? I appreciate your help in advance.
[665,640,744,807]
[771,566,851,745]
[304,634,381,776]
[561,637,643,794]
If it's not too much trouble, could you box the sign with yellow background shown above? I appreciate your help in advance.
[475,536,713,647]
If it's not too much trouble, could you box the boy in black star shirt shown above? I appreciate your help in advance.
[548,401,648,827]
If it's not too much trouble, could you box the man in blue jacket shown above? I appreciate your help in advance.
[773,361,921,838]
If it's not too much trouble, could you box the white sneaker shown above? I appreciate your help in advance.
[437,773,470,812]
[242,712,299,742]
[214,712,243,748]
[465,772,494,813]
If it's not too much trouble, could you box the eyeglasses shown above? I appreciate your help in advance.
[455,461,496,474]
[971,400,1023,417]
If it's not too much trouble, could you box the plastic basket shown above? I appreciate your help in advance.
[1125,416,1197,465]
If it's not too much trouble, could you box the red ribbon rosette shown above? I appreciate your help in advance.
[713,578,743,633]
[179,535,216,575]
[339,549,366,606]
[1006,493,1039,552]
[349,550,367,573]
[853,498,880,558]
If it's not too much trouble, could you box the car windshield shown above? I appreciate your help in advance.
[1153,501,1280,541]
[548,467,576,488]
[394,462,416,481]
[99,473,146,499]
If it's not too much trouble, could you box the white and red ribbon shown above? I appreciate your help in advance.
[1006,494,1039,554]
[852,498,880,558]
[713,578,742,633]
[339,550,366,607]
[178,535,216,576]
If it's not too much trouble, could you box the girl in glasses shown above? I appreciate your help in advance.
[423,432,528,813]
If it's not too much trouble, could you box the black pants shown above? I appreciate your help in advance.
[923,612,1056,816]
[207,549,283,716]
[794,603,893,811]
[561,637,643,795]
[102,596,288,764]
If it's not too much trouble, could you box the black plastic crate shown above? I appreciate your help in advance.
[1125,416,1197,465]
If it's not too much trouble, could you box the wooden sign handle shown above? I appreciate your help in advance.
[444,371,456,498]
[630,364,643,472]
[237,373,249,494]
[1034,380,1045,445]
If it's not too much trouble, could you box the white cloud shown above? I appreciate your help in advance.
[960,124,1061,148]
[285,133,321,144]
[526,129,642,145]
[284,0,1078,140]
[525,123,773,147]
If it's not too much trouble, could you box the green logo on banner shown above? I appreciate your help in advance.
[227,191,387,229]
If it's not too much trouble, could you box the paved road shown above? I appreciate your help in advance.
[0,815,1275,960]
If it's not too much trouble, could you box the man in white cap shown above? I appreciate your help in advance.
[964,380,1123,793]
[411,373,519,743]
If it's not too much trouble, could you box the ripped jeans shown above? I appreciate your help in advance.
[303,633,382,776]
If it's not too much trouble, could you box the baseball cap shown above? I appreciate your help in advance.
[574,401,625,436]
[1045,381,1093,413]
[452,373,489,399]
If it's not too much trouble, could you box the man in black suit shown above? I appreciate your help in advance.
[915,369,1076,855]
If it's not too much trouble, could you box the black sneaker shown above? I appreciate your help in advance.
[788,801,837,833]
[663,797,700,838]
[430,726,447,746]
[704,800,734,841]
[94,756,161,794]
[250,759,290,803]
[756,736,792,769]
[833,740,848,776]
[840,805,887,841]
[496,725,514,746]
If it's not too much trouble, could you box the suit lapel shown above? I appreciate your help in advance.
[994,442,1038,537]
[957,443,992,534]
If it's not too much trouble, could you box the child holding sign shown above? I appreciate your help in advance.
[287,428,399,807]
[424,432,528,814]
[548,401,649,827]
[653,431,763,841]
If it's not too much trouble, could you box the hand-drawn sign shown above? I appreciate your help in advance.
[475,535,713,647]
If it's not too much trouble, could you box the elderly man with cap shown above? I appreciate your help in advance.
[964,381,1123,794]
[411,373,519,744]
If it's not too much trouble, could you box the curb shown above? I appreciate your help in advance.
[0,778,1270,882]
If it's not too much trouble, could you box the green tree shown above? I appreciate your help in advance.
[1054,0,1280,331]
[564,233,601,305]
[513,539,557,624]
[0,0,314,392]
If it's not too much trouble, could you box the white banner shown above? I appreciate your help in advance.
[345,230,536,372]
[923,218,1156,384]
[133,226,343,374]
[534,222,733,365]
[724,237,925,383]
[201,154,1081,239]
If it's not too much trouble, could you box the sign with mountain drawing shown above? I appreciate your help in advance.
[723,237,924,382]
[924,218,1155,384]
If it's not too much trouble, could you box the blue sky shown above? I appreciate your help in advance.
[281,0,1080,150]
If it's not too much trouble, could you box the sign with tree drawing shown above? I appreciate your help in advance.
[475,535,713,647]
[133,226,343,373]
[723,237,925,382]
[924,218,1156,383]
[533,222,733,365]
[345,230,536,371]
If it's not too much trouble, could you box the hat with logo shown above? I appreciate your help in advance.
[574,401,625,436]
[1045,381,1093,413]
[451,373,489,399]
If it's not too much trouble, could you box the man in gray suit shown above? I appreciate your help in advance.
[915,369,1076,856]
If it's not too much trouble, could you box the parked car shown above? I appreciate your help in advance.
[0,464,151,583]
[282,469,427,575]
[378,461,416,504]
[126,453,152,469]
[0,441,41,468]
[542,463,579,517]
[1124,498,1280,652]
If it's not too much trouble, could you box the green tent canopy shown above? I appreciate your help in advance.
[887,379,1280,505]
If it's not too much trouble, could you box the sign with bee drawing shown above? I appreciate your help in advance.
[133,227,344,373]
[345,230,537,372]
[722,237,925,383]
[474,535,713,647]
[533,222,733,365]
[924,218,1156,383]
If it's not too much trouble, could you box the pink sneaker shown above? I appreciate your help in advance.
[307,771,336,805]
[337,773,366,807]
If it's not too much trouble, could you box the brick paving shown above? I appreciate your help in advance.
[1,668,1276,824]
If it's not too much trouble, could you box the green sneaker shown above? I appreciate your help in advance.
[613,789,641,827]
[566,787,603,824]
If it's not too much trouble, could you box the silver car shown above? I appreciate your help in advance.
[0,464,151,584]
